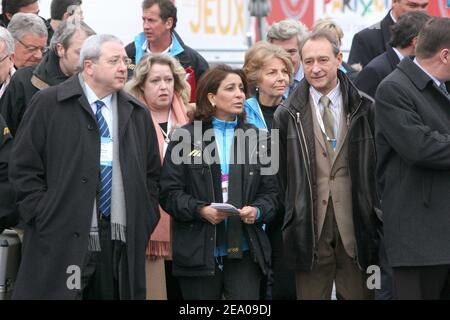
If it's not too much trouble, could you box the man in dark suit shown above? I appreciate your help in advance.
[355,11,430,98]
[9,34,161,299]
[375,17,450,300]
[348,0,429,68]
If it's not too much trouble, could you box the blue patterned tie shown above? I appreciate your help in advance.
[95,100,112,217]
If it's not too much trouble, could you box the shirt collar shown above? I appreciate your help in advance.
[392,47,405,61]
[413,57,442,87]
[142,39,172,55]
[84,82,113,110]
[212,116,238,130]
[310,80,341,108]
[390,10,397,23]
[294,67,304,82]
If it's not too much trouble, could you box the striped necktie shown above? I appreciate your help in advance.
[320,95,336,160]
[95,100,112,218]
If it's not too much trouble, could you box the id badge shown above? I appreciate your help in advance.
[221,174,229,203]
[330,138,337,151]
[100,137,113,167]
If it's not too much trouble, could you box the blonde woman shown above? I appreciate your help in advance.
[125,53,190,300]
[243,41,293,131]
[243,41,295,300]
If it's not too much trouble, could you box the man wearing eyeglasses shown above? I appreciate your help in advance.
[0,20,94,136]
[0,0,54,44]
[7,12,48,69]
[9,34,160,300]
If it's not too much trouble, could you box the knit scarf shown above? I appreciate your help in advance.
[78,74,128,251]
[144,93,188,258]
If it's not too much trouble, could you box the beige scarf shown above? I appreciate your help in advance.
[144,93,188,258]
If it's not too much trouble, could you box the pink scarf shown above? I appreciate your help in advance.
[145,94,188,258]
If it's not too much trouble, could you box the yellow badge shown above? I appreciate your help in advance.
[3,127,10,136]
[189,149,202,157]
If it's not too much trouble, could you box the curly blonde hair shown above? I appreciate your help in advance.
[125,53,190,105]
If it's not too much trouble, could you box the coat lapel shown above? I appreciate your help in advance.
[381,12,395,51]
[57,74,96,120]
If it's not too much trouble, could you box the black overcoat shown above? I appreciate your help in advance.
[375,58,450,267]
[348,11,394,68]
[9,75,160,299]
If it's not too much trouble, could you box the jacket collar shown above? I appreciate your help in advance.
[385,45,401,70]
[381,11,395,51]
[32,50,69,87]
[396,57,436,91]
[57,74,143,139]
[286,69,363,118]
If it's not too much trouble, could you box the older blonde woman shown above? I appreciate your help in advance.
[126,53,190,300]
[243,41,294,300]
[243,41,293,130]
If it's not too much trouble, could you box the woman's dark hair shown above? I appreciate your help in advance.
[191,64,248,122]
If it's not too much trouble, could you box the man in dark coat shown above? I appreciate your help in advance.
[0,114,16,234]
[355,12,430,98]
[125,0,208,102]
[348,0,429,68]
[0,20,95,135]
[9,34,160,299]
[274,30,380,300]
[375,17,450,300]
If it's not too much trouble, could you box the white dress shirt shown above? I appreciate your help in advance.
[84,83,113,139]
[310,81,343,139]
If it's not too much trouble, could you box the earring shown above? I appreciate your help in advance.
[212,103,216,108]
[255,86,259,92]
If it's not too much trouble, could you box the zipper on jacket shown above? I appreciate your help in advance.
[346,99,365,271]
[201,142,218,275]
[286,108,316,269]
[295,112,316,269]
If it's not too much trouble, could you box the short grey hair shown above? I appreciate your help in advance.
[79,34,123,70]
[0,27,15,56]
[50,19,95,52]
[267,19,309,48]
[7,13,48,43]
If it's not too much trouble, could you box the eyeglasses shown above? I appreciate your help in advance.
[105,56,132,67]
[18,39,49,54]
[0,54,10,63]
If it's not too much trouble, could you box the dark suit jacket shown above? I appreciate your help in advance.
[375,58,450,267]
[354,45,400,97]
[348,11,394,67]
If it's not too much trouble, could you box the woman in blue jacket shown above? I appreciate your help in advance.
[159,65,279,300]
[243,41,293,131]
